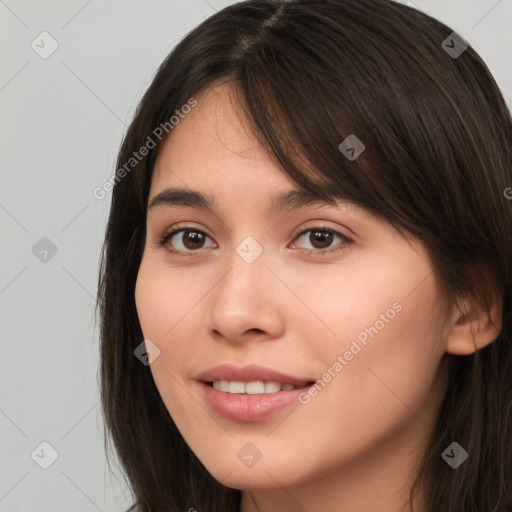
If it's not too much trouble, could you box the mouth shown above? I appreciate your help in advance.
[195,364,317,422]
[205,380,314,394]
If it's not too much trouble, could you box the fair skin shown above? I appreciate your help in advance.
[134,81,501,512]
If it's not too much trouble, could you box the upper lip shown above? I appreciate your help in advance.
[196,364,314,387]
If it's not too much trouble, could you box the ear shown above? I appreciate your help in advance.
[445,295,503,355]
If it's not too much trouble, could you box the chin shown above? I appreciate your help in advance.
[195,449,310,491]
[211,468,285,491]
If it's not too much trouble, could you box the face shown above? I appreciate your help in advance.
[134,81,453,493]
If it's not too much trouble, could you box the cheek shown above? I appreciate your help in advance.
[134,260,200,424]
[135,259,178,356]
[134,259,166,340]
[300,257,418,363]
[316,277,445,430]
[304,258,446,421]
[134,256,211,370]
[135,254,189,336]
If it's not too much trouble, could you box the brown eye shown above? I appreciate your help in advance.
[180,230,207,250]
[158,227,215,253]
[308,230,333,249]
[292,227,350,255]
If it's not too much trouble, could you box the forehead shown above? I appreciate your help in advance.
[151,79,333,196]
[150,81,302,194]
[167,82,258,155]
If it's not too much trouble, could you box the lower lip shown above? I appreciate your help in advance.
[199,382,311,422]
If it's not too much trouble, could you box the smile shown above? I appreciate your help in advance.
[196,364,316,422]
[209,380,302,394]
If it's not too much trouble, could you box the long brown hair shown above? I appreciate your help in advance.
[96,1,512,510]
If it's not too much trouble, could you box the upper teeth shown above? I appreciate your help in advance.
[212,380,297,394]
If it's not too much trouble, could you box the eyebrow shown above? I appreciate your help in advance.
[148,187,350,214]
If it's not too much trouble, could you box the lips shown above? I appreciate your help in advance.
[195,364,316,422]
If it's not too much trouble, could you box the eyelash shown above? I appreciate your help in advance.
[156,223,352,257]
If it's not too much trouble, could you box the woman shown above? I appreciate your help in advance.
[96,0,512,510]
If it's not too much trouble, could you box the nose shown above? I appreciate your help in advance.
[205,240,285,344]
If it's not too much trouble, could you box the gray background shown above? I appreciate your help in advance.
[1,1,511,511]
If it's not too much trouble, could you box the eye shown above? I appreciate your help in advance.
[156,224,351,256]
[290,226,351,256]
[156,224,216,254]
